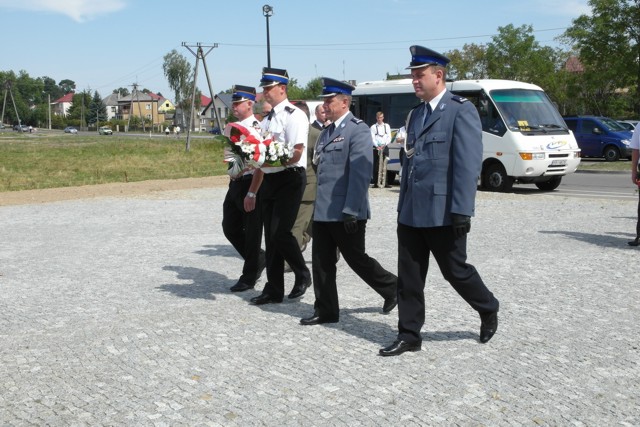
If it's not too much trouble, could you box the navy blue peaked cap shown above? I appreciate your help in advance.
[319,77,355,97]
[406,45,450,69]
[260,67,289,87]
[231,85,256,102]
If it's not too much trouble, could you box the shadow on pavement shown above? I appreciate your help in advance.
[539,230,637,247]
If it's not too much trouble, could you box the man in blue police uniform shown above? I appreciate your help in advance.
[300,78,397,326]
[222,85,266,292]
[379,46,500,356]
[249,67,312,305]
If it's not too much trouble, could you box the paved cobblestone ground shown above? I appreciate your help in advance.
[1,185,639,426]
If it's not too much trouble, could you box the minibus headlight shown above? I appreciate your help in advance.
[519,152,545,160]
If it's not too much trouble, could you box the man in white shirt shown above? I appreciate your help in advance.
[249,67,312,305]
[222,85,266,292]
[370,111,391,188]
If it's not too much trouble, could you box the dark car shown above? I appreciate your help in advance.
[208,127,221,135]
[563,116,632,161]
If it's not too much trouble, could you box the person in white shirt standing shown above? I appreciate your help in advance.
[370,111,391,188]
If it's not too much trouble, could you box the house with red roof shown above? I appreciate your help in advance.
[51,93,74,116]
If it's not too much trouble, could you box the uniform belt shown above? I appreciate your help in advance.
[285,166,305,173]
[231,174,253,182]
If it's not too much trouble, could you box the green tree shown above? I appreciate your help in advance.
[286,77,323,100]
[113,87,130,97]
[66,91,92,127]
[446,43,489,80]
[162,49,193,120]
[88,91,108,125]
[0,70,30,125]
[485,24,557,84]
[58,79,76,94]
[562,0,640,117]
[42,76,63,101]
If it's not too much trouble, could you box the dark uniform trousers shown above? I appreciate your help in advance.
[636,191,640,238]
[312,220,397,320]
[397,223,499,343]
[222,175,265,286]
[261,167,311,299]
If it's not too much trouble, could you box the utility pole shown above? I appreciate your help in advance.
[182,42,220,152]
[127,83,136,132]
[1,81,22,127]
[48,93,51,130]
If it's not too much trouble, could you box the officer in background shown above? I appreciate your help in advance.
[250,67,312,305]
[300,78,397,326]
[379,46,500,356]
[222,85,266,292]
[290,101,319,255]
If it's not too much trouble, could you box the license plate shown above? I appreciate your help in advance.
[551,160,567,166]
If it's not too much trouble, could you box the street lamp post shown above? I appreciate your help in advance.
[262,5,273,67]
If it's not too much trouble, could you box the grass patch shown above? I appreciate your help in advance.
[0,131,632,192]
[0,132,228,192]
[577,158,632,172]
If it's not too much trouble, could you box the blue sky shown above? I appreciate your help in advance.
[0,0,591,102]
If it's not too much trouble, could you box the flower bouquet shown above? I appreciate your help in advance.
[214,122,264,177]
[261,138,292,167]
[214,123,294,176]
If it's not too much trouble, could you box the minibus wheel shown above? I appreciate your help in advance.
[535,176,562,191]
[483,163,513,192]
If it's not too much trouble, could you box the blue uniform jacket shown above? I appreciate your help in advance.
[398,90,482,228]
[313,112,372,222]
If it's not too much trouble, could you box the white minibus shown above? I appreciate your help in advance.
[351,79,581,191]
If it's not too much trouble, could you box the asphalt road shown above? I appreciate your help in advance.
[511,170,637,201]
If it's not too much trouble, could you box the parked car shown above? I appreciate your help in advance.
[64,126,78,134]
[617,121,636,131]
[618,119,639,131]
[563,116,632,161]
[13,124,29,132]
[208,127,221,135]
[98,126,113,135]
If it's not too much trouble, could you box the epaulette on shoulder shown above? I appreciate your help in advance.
[411,101,423,110]
[350,117,363,124]
[284,106,295,114]
[451,95,468,104]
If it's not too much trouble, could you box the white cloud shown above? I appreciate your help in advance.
[535,0,591,17]
[0,0,126,22]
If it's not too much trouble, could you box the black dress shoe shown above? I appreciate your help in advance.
[628,238,639,247]
[384,184,392,188]
[379,339,421,356]
[300,314,339,325]
[479,311,498,343]
[250,293,283,305]
[230,281,254,292]
[288,277,311,299]
[382,296,397,314]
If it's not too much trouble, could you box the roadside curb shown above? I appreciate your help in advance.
[576,169,627,174]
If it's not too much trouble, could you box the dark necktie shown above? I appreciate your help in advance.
[423,103,432,126]
[266,110,274,121]
[327,122,336,136]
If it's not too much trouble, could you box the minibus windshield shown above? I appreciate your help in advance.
[491,89,567,134]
